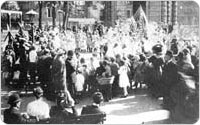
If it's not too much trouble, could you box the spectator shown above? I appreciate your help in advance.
[162,50,178,109]
[118,60,130,98]
[52,49,67,93]
[110,57,119,97]
[50,91,78,124]
[37,49,52,91]
[4,93,37,124]
[28,45,38,83]
[65,50,76,98]
[81,92,105,115]
[26,87,50,123]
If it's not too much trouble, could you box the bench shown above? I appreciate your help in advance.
[65,113,106,124]
[49,113,106,124]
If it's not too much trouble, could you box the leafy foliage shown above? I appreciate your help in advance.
[1,1,19,10]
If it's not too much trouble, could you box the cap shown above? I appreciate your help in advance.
[166,50,173,58]
[152,44,163,54]
[93,92,104,104]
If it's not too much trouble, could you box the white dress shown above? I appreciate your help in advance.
[118,65,130,88]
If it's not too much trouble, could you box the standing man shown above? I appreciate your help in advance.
[37,49,53,92]
[162,50,178,109]
[65,50,76,98]
[52,49,67,93]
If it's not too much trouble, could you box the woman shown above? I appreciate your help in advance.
[118,60,130,97]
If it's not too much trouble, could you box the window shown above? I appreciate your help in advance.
[127,10,131,18]
[47,7,52,18]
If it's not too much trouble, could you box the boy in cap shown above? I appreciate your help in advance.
[4,93,37,124]
[81,92,105,115]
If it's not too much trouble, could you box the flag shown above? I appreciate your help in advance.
[7,24,10,31]
[134,5,148,33]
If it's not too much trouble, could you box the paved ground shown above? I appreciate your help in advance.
[1,75,172,124]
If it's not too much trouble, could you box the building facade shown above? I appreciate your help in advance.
[102,1,199,27]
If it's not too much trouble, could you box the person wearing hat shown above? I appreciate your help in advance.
[4,93,37,124]
[26,87,50,123]
[161,50,178,109]
[52,49,67,93]
[28,45,38,83]
[176,48,194,76]
[65,50,76,98]
[37,48,53,92]
[18,37,29,86]
[81,92,105,115]
[50,90,78,123]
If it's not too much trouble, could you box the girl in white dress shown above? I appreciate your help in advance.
[118,60,130,97]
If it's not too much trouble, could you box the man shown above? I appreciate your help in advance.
[81,92,105,115]
[50,91,78,124]
[52,49,67,93]
[26,87,50,123]
[65,50,76,97]
[110,57,119,97]
[162,50,178,109]
[100,60,112,102]
[18,38,28,86]
[37,49,52,91]
[4,93,37,124]
[28,45,38,83]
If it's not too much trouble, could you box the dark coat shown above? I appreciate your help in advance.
[162,61,178,95]
[50,106,78,124]
[81,105,104,115]
[65,58,76,83]
[52,55,67,91]
[4,107,36,124]
[37,54,53,82]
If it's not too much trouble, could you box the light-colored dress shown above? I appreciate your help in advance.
[118,65,130,88]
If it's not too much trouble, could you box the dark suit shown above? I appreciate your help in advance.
[162,61,178,94]
[81,105,104,115]
[65,58,76,96]
[4,107,36,124]
[50,106,78,124]
[162,60,178,108]
[81,105,106,124]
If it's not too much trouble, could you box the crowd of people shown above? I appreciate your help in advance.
[1,19,199,123]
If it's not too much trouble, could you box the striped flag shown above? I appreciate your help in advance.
[134,5,148,35]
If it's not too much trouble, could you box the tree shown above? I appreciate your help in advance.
[1,1,19,10]
[38,1,43,29]
[62,1,74,30]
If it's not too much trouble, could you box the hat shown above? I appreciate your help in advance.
[165,50,173,58]
[182,48,190,55]
[67,50,74,57]
[93,92,104,104]
[19,38,27,43]
[139,54,146,61]
[33,86,43,97]
[8,93,21,105]
[152,44,163,54]
[44,48,50,54]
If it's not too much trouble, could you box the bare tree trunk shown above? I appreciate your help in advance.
[38,1,43,29]
[62,1,68,30]
[52,3,56,29]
